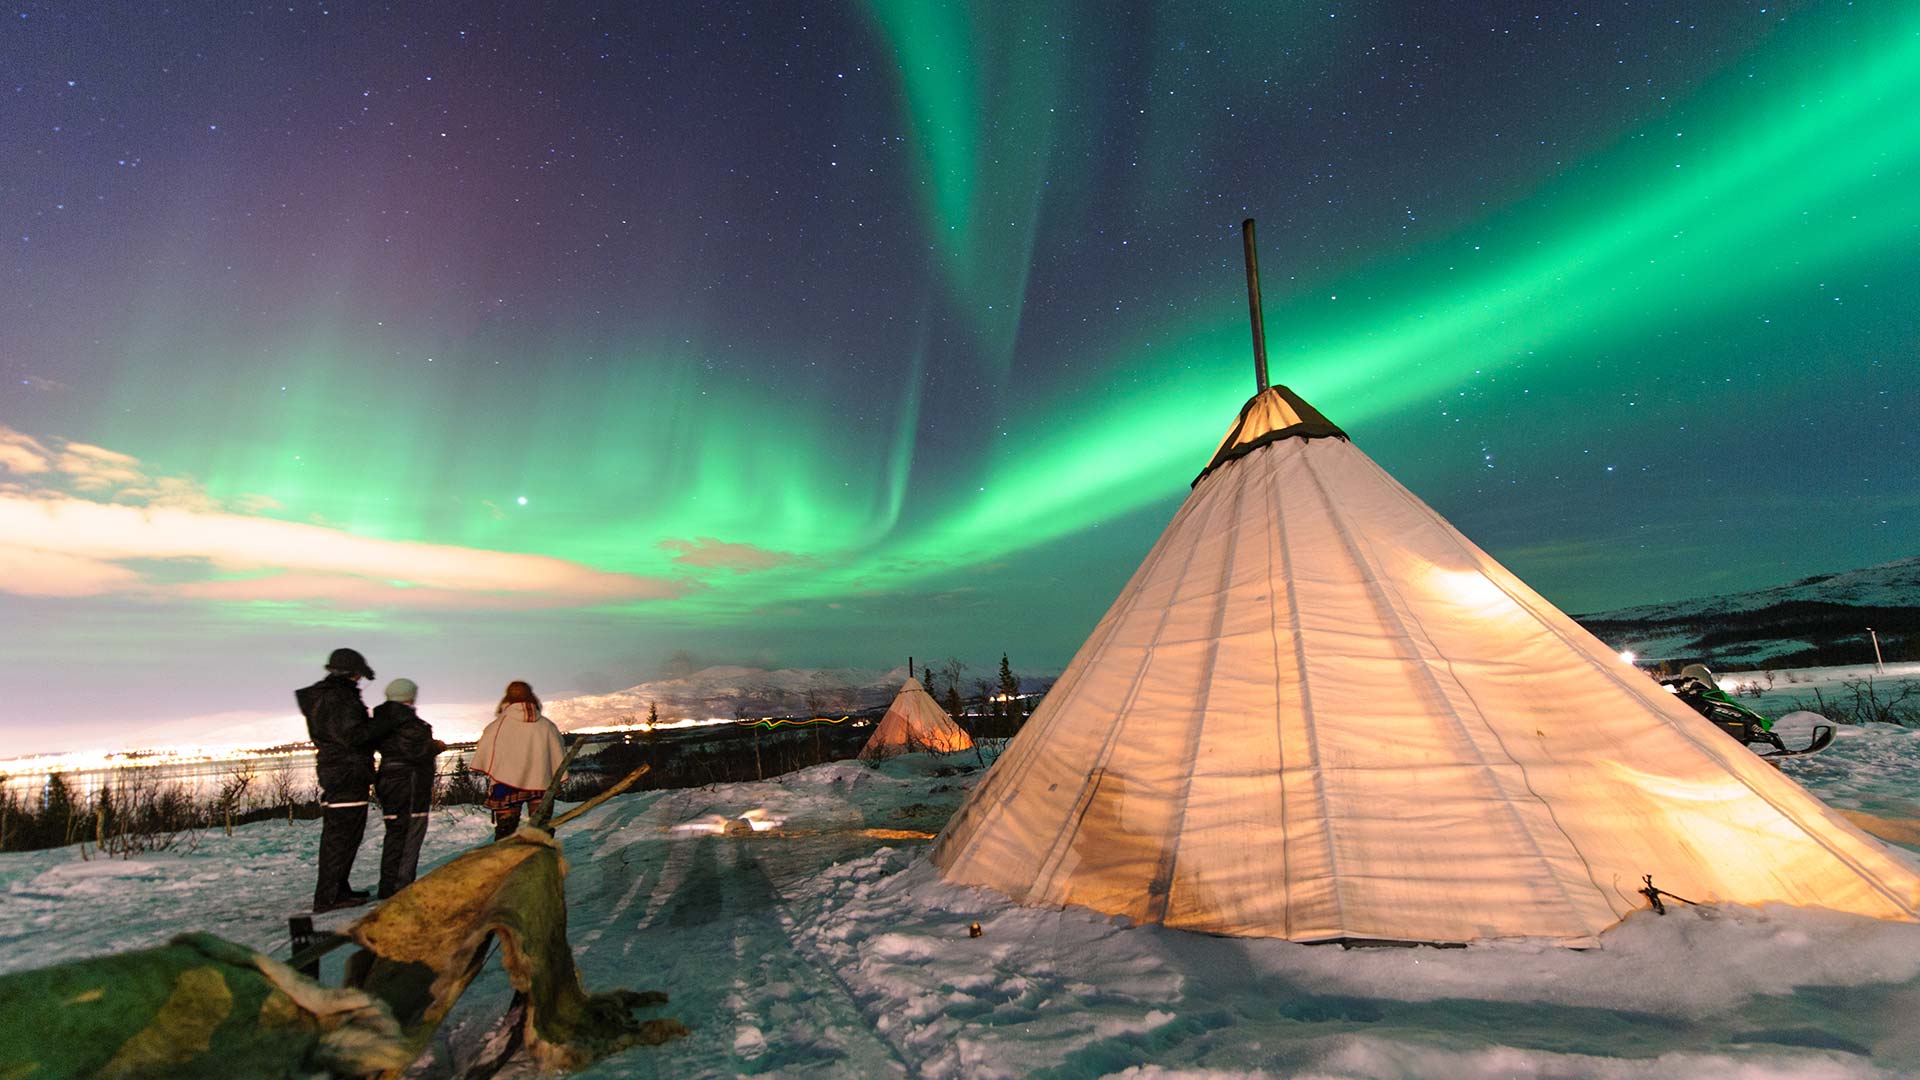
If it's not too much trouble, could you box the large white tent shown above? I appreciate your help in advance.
[858,677,974,761]
[931,383,1920,945]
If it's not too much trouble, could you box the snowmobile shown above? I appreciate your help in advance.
[1658,664,1834,758]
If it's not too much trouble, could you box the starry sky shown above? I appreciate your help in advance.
[3,2,1916,755]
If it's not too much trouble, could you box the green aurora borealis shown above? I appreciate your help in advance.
[2,3,1916,752]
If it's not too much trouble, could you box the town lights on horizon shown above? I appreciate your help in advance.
[1619,650,1637,665]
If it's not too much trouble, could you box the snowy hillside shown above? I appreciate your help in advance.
[545,664,910,730]
[1577,556,1920,668]
[8,719,1920,1076]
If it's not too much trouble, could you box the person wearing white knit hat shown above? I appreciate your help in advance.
[364,677,444,896]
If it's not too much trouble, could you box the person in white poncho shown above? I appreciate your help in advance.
[474,680,567,839]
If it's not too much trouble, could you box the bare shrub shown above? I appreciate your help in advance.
[97,770,203,857]
[215,764,256,837]
[267,766,303,823]
[1798,679,1920,727]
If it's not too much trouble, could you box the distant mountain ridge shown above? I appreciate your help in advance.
[547,664,910,731]
[546,561,1919,729]
[1575,557,1920,668]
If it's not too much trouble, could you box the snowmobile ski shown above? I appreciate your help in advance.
[1754,723,1835,759]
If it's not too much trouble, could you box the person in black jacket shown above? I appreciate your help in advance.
[366,678,445,897]
[295,646,377,912]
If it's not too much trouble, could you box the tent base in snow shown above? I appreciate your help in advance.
[931,382,1920,946]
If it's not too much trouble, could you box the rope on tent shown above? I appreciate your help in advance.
[1639,874,1700,915]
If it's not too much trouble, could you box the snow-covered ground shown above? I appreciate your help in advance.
[8,737,1920,1077]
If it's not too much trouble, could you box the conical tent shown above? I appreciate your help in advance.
[932,384,1920,945]
[858,677,974,761]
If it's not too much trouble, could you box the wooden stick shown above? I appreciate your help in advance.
[549,763,652,831]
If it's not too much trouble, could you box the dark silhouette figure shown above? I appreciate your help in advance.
[296,647,376,912]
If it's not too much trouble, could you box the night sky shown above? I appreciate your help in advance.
[4,3,1916,755]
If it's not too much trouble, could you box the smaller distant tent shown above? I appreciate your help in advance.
[858,677,974,760]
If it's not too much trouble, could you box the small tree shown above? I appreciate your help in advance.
[42,773,75,849]
[93,782,117,849]
[999,653,1021,723]
[445,758,486,805]
[646,701,661,771]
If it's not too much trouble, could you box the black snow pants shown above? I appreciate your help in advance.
[314,787,369,908]
[376,767,431,898]
[377,814,428,898]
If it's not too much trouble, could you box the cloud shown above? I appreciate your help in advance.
[229,492,284,514]
[0,493,682,608]
[661,536,803,574]
[0,424,155,492]
[0,423,683,610]
[115,475,225,512]
[0,428,52,475]
[0,542,144,597]
[55,441,148,491]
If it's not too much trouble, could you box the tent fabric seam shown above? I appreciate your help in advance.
[1265,452,1324,940]
[1028,467,1238,903]
[1149,460,1251,922]
[1297,444,1594,933]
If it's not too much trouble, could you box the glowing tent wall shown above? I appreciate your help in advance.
[932,386,1920,945]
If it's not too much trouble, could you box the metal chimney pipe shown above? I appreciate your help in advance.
[1241,218,1270,395]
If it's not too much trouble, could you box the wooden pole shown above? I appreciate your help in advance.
[549,764,651,830]
[528,741,586,830]
[1241,219,1270,395]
